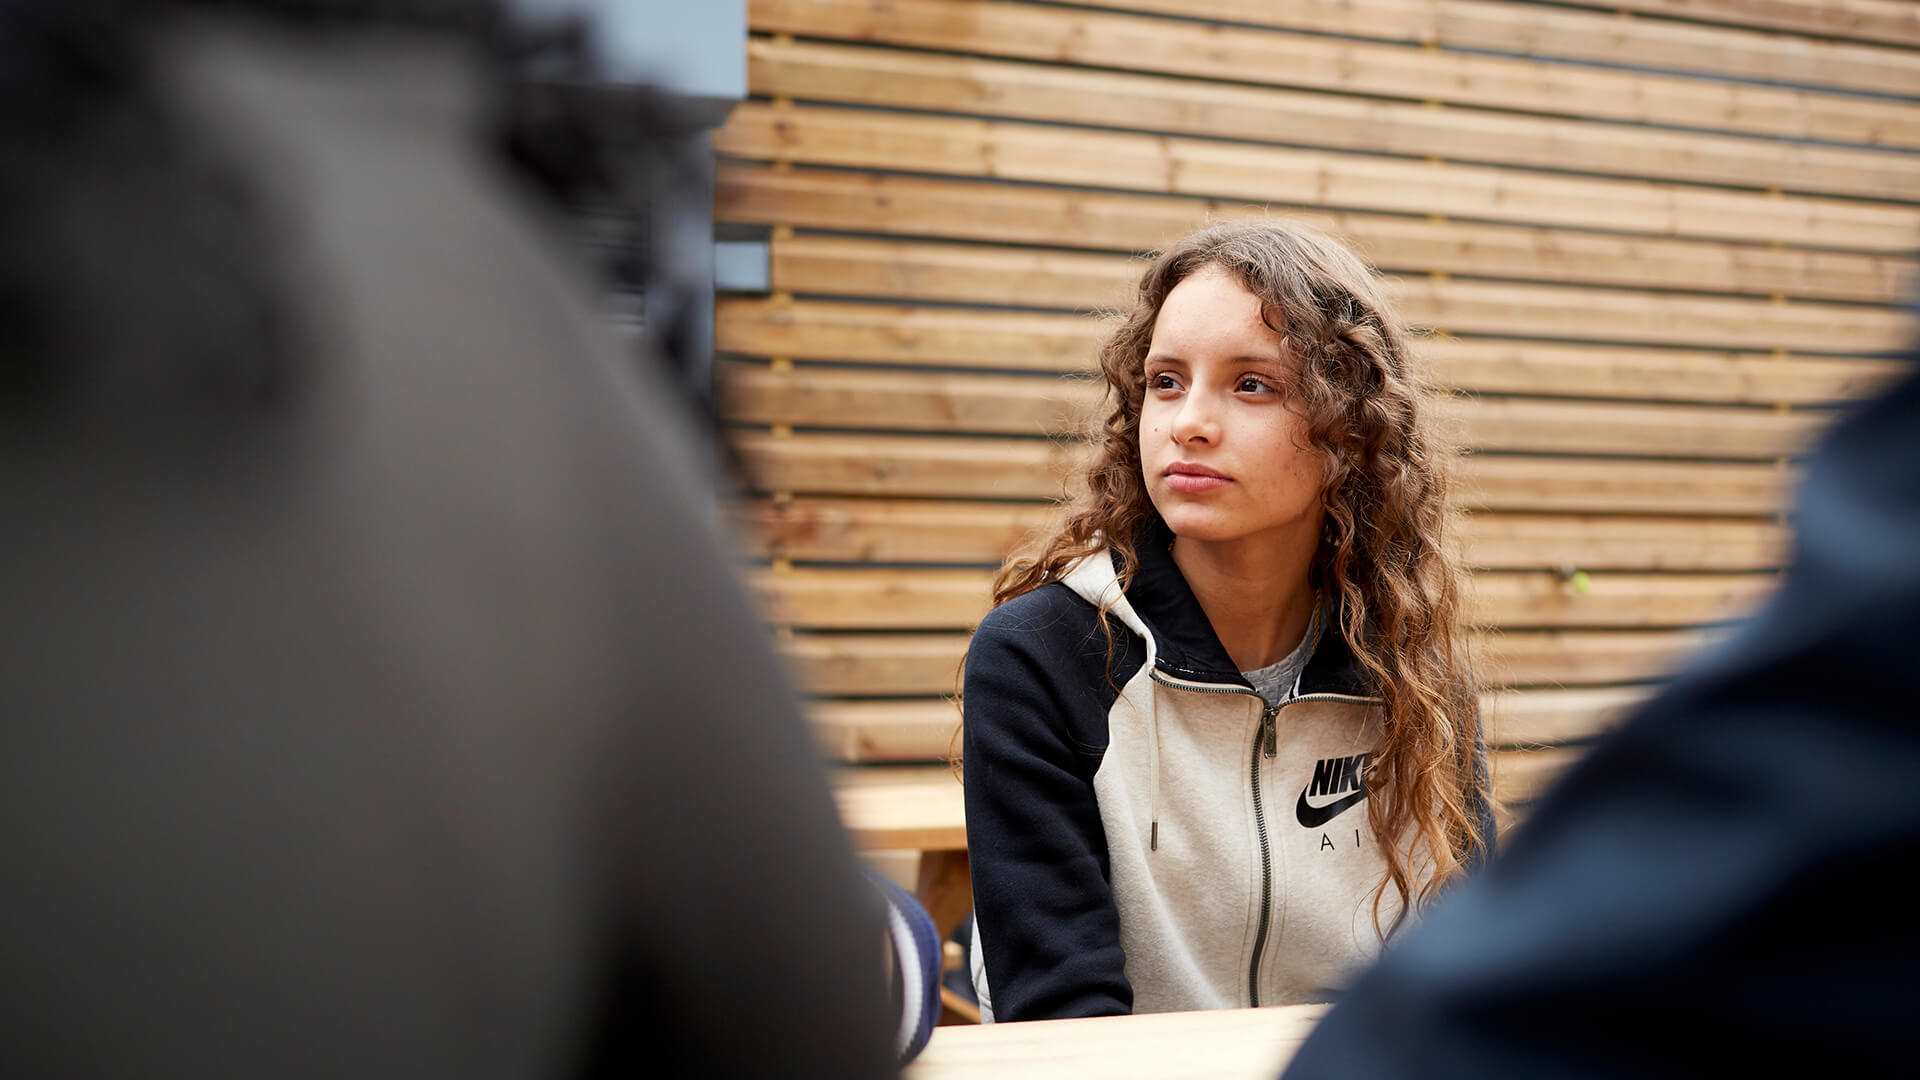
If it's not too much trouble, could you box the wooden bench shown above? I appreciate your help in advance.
[905,1002,1329,1079]
[840,751,1586,859]
[795,627,1705,699]
[837,746,1583,1024]
[835,765,976,1021]
[816,686,1647,764]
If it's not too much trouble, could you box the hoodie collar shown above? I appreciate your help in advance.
[1116,515,1375,698]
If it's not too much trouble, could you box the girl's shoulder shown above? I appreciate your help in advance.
[976,580,1099,637]
[974,578,1143,671]
[969,582,1145,715]
[966,581,1142,762]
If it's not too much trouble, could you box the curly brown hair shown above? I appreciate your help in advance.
[976,218,1488,932]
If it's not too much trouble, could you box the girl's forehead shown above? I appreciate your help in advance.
[1151,268,1286,354]
[1149,325,1288,371]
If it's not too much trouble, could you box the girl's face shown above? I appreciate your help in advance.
[1139,265,1325,547]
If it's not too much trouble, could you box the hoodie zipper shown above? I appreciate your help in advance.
[1248,698,1280,1007]
[1148,670,1275,1006]
[1149,670,1382,1007]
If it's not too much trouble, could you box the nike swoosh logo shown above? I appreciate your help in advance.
[1296,787,1367,829]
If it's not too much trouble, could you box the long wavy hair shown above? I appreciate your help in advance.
[977,219,1487,931]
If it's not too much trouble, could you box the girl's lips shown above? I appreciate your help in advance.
[1164,472,1232,493]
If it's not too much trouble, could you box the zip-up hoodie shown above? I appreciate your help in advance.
[963,515,1496,1022]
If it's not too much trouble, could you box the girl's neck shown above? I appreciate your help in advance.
[1170,524,1321,673]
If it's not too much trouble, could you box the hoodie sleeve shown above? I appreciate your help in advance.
[962,596,1133,1022]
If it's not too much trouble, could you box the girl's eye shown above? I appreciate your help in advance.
[1149,373,1180,391]
[1239,376,1275,393]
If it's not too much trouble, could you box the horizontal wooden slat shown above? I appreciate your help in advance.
[1456,513,1786,571]
[768,236,1914,354]
[773,233,1132,311]
[790,626,1710,696]
[719,298,1905,405]
[723,362,1089,438]
[757,567,991,629]
[1491,746,1584,805]
[755,566,1775,629]
[746,498,1786,569]
[832,747,1586,847]
[749,38,1920,201]
[792,632,975,697]
[721,361,1826,459]
[717,103,1920,255]
[812,684,1644,761]
[735,432,1792,514]
[736,431,1082,500]
[749,0,1920,148]
[1077,0,1920,98]
[1456,456,1788,516]
[1567,0,1920,48]
[815,700,959,763]
[1436,397,1821,461]
[1402,279,1908,355]
[717,164,1915,305]
[1478,628,1716,685]
[834,768,966,850]
[1472,571,1773,628]
[719,297,1092,374]
[750,498,1058,564]
[1481,686,1649,747]
[1419,337,1900,405]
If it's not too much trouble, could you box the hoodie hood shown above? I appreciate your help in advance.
[1072,513,1377,697]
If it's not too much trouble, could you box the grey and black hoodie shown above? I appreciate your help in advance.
[963,515,1496,1022]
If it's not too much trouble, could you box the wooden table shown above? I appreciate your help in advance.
[835,767,972,938]
[835,766,980,1021]
[906,1004,1328,1079]
[834,766,967,854]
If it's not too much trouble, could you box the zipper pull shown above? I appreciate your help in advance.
[1260,703,1278,759]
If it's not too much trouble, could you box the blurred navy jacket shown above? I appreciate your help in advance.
[1284,337,1920,1076]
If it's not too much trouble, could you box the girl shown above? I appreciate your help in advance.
[961,220,1496,1023]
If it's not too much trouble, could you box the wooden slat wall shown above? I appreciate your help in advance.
[1018,0,1920,97]
[713,0,1919,810]
[744,39,1920,200]
[748,0,1920,148]
[1554,0,1920,47]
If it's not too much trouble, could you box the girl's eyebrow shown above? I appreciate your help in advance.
[1145,353,1285,367]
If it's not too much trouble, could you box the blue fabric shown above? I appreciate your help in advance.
[868,871,942,1064]
[1285,356,1920,1076]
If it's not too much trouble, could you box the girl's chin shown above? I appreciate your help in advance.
[1155,505,1256,545]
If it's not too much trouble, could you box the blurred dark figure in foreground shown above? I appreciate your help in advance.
[0,1,895,1075]
[1283,330,1920,1075]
